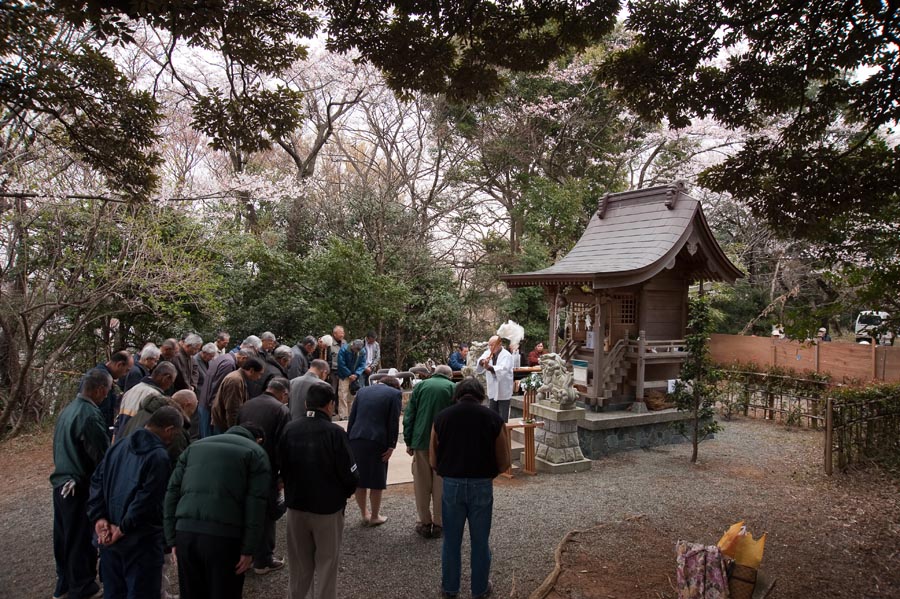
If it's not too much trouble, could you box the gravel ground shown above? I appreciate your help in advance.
[2,417,898,599]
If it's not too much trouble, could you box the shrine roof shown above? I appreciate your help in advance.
[501,183,743,289]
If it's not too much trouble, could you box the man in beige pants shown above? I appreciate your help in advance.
[277,384,358,599]
[403,365,455,538]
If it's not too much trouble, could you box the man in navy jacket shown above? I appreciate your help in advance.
[87,407,182,599]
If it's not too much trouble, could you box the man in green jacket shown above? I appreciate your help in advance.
[51,368,112,599]
[163,424,270,599]
[403,364,455,539]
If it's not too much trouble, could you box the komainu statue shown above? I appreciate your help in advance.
[462,340,489,395]
[537,353,578,409]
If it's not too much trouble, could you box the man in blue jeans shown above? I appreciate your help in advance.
[430,377,511,599]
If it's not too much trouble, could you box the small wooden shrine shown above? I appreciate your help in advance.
[501,182,743,410]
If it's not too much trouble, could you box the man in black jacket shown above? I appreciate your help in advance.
[87,407,182,599]
[277,384,358,599]
[238,378,291,575]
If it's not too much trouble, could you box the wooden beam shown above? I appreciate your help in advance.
[592,292,607,409]
[547,285,559,353]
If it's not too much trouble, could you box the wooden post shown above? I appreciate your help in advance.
[814,340,820,374]
[825,396,833,476]
[871,341,877,381]
[771,337,777,369]
[523,425,537,475]
[547,286,559,353]
[592,292,607,409]
[636,330,646,401]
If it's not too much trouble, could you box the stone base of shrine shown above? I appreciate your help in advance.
[511,397,695,459]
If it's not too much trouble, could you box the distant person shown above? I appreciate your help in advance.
[816,327,832,342]
[194,342,218,396]
[347,376,402,526]
[238,378,291,575]
[260,344,292,391]
[430,377,511,599]
[289,359,331,419]
[260,331,277,357]
[288,336,316,379]
[278,384,358,599]
[199,346,257,438]
[83,350,133,437]
[526,342,546,367]
[403,364,455,539]
[210,357,265,433]
[87,407,182,599]
[329,327,347,394]
[51,368,112,599]
[164,424,270,599]
[337,339,367,420]
[362,331,381,386]
[172,334,203,393]
[121,343,161,392]
[476,336,514,422]
[215,330,231,355]
[159,338,178,362]
[448,343,469,372]
[192,342,218,437]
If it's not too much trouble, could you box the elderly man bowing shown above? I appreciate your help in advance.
[475,335,514,422]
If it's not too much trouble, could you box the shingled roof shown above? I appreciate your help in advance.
[501,183,743,289]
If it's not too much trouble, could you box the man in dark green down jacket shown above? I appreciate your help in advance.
[163,424,270,599]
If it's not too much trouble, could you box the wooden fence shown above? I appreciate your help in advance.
[710,334,900,383]
[825,392,900,475]
[717,370,829,429]
[718,370,900,475]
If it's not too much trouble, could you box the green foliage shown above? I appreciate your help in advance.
[519,177,593,260]
[602,0,900,330]
[302,237,409,339]
[1,2,162,196]
[324,1,618,101]
[671,295,722,462]
[192,86,305,156]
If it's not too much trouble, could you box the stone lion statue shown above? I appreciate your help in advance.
[537,352,578,409]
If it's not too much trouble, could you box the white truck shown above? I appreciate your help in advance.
[855,311,894,345]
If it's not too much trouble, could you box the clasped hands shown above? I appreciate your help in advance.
[94,518,124,546]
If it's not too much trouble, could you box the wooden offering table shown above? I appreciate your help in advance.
[503,419,543,478]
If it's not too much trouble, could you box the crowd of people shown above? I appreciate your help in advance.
[51,326,516,599]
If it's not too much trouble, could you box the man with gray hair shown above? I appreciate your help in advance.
[260,331,277,357]
[337,339,367,420]
[215,330,231,355]
[258,344,292,398]
[288,336,316,379]
[172,333,203,393]
[198,347,256,438]
[121,343,161,392]
[289,359,331,420]
[52,368,112,599]
[192,342,218,438]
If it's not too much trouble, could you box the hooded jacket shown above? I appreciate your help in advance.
[87,428,171,543]
[121,394,191,463]
[163,426,270,554]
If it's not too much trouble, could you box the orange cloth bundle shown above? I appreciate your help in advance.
[717,521,766,569]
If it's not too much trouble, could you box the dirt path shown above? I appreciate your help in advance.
[2,418,898,599]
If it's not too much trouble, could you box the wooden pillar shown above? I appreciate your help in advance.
[636,330,646,400]
[592,291,607,409]
[547,285,559,353]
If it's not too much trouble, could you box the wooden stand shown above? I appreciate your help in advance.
[503,420,543,478]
